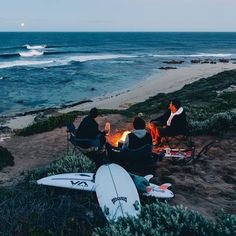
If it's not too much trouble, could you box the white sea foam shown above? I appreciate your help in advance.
[152,53,233,58]
[0,60,53,69]
[19,50,44,57]
[25,44,46,50]
[69,54,136,62]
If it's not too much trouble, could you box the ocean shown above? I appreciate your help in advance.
[0,32,236,116]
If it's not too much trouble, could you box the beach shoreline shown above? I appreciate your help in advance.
[2,63,236,130]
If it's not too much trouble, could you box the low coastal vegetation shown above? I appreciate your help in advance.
[1,70,235,235]
[0,153,235,236]
[0,146,14,170]
[17,70,236,137]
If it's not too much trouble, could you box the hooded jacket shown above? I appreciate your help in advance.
[123,129,152,149]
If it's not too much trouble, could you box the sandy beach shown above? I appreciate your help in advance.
[4,63,236,130]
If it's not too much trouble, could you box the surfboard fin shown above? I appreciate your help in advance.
[144,174,154,182]
[159,183,171,190]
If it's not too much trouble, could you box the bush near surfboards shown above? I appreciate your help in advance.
[0,153,235,235]
[26,152,96,182]
[0,146,14,170]
[93,202,236,236]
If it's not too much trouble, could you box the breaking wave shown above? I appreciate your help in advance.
[25,44,46,50]
[69,54,137,62]
[0,60,53,69]
[19,50,44,57]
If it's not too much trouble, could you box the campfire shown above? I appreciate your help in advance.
[107,130,131,147]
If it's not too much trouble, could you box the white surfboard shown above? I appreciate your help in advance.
[37,173,96,192]
[95,164,141,221]
[37,172,174,199]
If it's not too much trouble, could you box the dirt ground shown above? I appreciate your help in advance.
[1,114,235,219]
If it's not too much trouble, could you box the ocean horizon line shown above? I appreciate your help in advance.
[1,31,236,33]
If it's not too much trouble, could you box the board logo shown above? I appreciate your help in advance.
[70,180,88,187]
[111,196,127,204]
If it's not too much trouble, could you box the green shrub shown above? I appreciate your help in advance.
[0,146,14,170]
[93,202,236,236]
[17,112,80,136]
[27,152,96,182]
[0,153,100,236]
[189,111,236,136]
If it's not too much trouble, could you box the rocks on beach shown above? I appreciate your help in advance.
[163,60,185,64]
[159,66,177,70]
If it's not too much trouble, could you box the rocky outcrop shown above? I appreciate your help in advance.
[163,60,184,64]
[159,67,177,70]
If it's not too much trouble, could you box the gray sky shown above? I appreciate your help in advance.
[0,0,235,32]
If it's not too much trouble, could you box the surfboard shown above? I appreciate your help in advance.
[95,164,141,221]
[37,173,96,192]
[37,172,174,199]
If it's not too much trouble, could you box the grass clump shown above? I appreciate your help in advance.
[189,111,236,136]
[27,152,96,182]
[93,202,236,236]
[0,146,14,170]
[17,112,81,136]
[0,153,101,236]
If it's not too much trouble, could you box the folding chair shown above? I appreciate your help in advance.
[106,144,158,176]
[66,123,96,154]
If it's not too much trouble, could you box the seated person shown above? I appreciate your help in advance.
[149,99,187,145]
[76,107,106,149]
[122,116,153,150]
[106,117,153,170]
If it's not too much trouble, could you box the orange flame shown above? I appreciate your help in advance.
[108,130,131,147]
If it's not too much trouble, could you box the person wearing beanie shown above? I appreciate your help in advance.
[123,117,152,150]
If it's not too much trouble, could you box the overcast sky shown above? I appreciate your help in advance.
[0,0,235,32]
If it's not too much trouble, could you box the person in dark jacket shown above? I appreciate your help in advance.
[76,107,106,148]
[123,117,153,150]
[149,99,187,144]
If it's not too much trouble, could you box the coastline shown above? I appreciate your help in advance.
[3,63,236,130]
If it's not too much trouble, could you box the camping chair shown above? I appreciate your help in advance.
[66,123,97,154]
[106,143,158,176]
[160,122,194,149]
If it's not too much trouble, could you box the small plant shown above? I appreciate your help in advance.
[0,146,14,170]
[93,202,236,236]
[27,152,96,182]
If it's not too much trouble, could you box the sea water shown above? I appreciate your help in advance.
[0,32,236,116]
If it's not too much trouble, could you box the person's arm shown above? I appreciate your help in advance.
[122,134,129,150]
[151,110,171,126]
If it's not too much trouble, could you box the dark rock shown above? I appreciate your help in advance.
[0,126,12,134]
[201,60,210,64]
[34,112,47,123]
[219,58,229,63]
[191,60,201,64]
[90,88,96,91]
[210,61,217,64]
[159,67,177,70]
[0,146,14,170]
[163,60,184,64]
[61,100,93,108]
